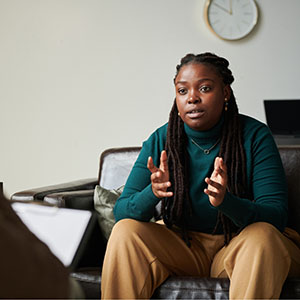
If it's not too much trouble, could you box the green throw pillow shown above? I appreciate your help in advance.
[93,185,124,240]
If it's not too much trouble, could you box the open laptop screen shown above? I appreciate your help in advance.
[264,99,300,136]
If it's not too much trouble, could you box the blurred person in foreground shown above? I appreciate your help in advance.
[0,192,83,299]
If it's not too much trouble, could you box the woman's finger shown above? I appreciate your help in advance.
[160,150,169,172]
[147,156,158,174]
[215,157,227,175]
[219,157,227,172]
[205,177,223,190]
[151,170,163,182]
[152,181,171,190]
[156,190,173,198]
[204,188,218,198]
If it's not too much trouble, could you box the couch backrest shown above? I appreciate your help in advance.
[98,147,141,190]
[278,146,300,234]
[98,146,300,233]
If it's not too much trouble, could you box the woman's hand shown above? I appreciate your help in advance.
[204,157,228,207]
[147,150,173,199]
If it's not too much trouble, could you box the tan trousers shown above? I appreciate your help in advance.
[101,219,300,299]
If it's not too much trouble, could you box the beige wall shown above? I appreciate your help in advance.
[1,0,300,197]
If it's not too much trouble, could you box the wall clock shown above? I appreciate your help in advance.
[204,0,258,41]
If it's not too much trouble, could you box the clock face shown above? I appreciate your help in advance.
[204,0,258,40]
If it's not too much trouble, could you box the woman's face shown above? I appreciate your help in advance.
[175,63,230,131]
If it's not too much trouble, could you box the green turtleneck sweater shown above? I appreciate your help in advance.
[114,114,288,233]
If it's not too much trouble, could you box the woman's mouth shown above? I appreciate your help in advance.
[187,109,205,119]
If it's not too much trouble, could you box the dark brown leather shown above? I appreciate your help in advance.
[71,268,101,299]
[153,277,300,299]
[278,146,300,234]
[11,178,98,202]
[71,267,300,299]
[44,190,95,209]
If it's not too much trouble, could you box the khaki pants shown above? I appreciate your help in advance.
[101,219,300,299]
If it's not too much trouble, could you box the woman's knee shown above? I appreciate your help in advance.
[238,222,285,250]
[109,218,157,246]
[110,218,140,239]
[243,221,278,235]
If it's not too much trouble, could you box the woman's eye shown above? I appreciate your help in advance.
[200,86,211,92]
[178,88,187,95]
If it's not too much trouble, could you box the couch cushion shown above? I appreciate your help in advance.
[71,268,101,299]
[71,268,300,299]
[93,185,124,240]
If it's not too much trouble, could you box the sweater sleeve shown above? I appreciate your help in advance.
[114,126,166,222]
[217,120,288,232]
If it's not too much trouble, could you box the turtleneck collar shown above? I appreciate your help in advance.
[184,114,224,140]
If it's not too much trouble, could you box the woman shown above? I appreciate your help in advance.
[101,53,300,299]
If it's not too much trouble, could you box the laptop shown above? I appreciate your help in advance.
[263,99,300,145]
[12,202,96,271]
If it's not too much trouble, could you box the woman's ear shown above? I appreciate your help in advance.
[224,85,231,100]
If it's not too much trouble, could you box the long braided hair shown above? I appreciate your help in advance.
[162,53,248,245]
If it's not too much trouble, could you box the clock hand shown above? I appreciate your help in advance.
[229,0,233,15]
[212,2,231,14]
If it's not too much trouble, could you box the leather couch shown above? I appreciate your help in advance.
[11,146,300,299]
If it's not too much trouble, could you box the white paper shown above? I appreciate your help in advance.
[12,202,92,267]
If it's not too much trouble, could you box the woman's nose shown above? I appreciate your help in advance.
[187,93,200,104]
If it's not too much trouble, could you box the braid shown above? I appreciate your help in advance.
[164,52,248,245]
[164,102,192,245]
[216,89,248,244]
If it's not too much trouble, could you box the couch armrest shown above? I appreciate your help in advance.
[11,178,98,202]
[44,190,95,210]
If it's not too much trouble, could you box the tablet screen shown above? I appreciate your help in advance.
[12,202,93,269]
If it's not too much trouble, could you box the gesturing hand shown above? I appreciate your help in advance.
[147,150,173,199]
[204,157,228,207]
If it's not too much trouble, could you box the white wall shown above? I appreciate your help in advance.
[1,0,300,197]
